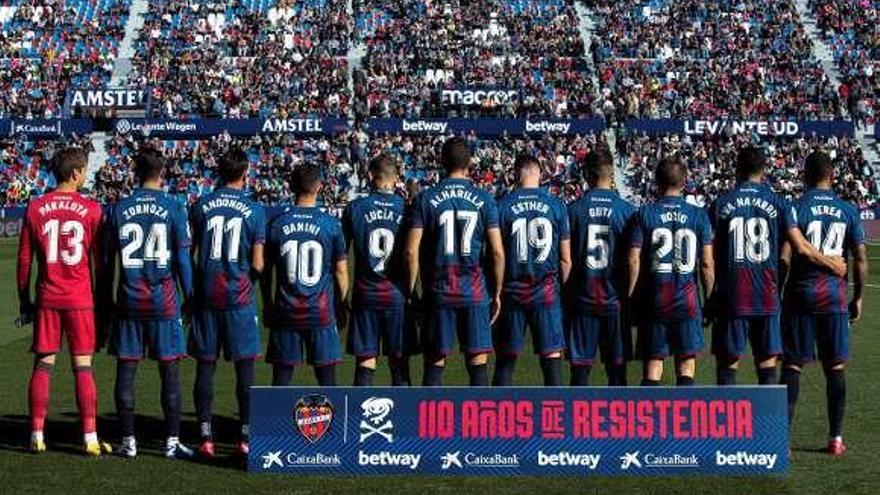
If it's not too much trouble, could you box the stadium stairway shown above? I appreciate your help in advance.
[86,133,111,190]
[110,0,149,85]
[346,0,364,118]
[795,0,880,179]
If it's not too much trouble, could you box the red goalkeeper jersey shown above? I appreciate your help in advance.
[17,191,103,309]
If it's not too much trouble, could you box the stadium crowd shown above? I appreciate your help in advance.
[355,0,596,118]
[0,0,131,118]
[0,136,92,206]
[128,0,353,118]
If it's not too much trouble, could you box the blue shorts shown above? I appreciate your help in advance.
[110,318,186,361]
[347,307,409,358]
[494,303,564,356]
[189,305,261,361]
[422,304,492,356]
[783,313,849,365]
[566,312,631,365]
[638,319,704,360]
[267,325,342,367]
[712,315,782,361]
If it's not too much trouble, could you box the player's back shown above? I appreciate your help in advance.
[19,190,102,309]
[411,177,499,307]
[711,181,792,316]
[567,188,635,314]
[268,205,346,328]
[191,187,266,309]
[109,188,189,319]
[343,191,406,308]
[788,189,864,314]
[498,187,568,307]
[634,196,712,320]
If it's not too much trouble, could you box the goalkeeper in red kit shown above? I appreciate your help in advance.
[16,147,111,456]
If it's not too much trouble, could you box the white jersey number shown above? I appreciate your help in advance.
[43,219,85,265]
[120,223,171,268]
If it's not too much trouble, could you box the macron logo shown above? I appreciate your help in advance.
[715,451,778,470]
[537,451,600,469]
[402,120,448,133]
[525,120,571,134]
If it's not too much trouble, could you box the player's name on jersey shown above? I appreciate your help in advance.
[510,200,550,215]
[200,197,255,218]
[810,205,844,218]
[428,188,485,208]
[37,199,90,218]
[718,196,781,219]
[282,221,322,236]
[364,208,402,224]
[121,202,170,221]
[660,211,689,223]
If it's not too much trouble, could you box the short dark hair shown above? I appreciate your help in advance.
[514,154,540,174]
[218,147,249,184]
[291,163,323,195]
[134,147,165,184]
[441,137,471,173]
[655,156,687,190]
[582,147,614,183]
[736,146,766,179]
[368,153,399,182]
[51,147,88,183]
[804,150,834,187]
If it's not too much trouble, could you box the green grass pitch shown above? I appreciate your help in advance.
[0,238,878,494]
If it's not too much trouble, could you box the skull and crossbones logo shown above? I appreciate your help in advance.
[359,397,395,443]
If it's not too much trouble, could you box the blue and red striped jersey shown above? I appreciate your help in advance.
[190,187,266,310]
[787,189,865,314]
[342,190,406,309]
[631,196,713,321]
[266,205,347,329]
[498,187,569,308]
[710,181,796,317]
[568,188,636,315]
[105,188,192,319]
[410,177,499,307]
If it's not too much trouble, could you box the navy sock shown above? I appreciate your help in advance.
[389,357,411,386]
[717,366,737,386]
[314,365,337,386]
[158,361,181,438]
[423,362,444,386]
[606,363,627,386]
[780,367,801,427]
[272,364,295,386]
[641,378,661,386]
[757,366,777,386]
[115,360,137,437]
[354,366,375,386]
[466,363,489,386]
[570,365,591,386]
[825,368,846,438]
[540,357,563,386]
[235,360,254,429]
[676,375,695,386]
[492,355,517,386]
[193,361,216,439]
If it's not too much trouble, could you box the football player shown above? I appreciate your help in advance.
[628,157,714,386]
[404,137,505,386]
[493,155,570,386]
[102,149,193,458]
[264,164,348,387]
[342,154,411,386]
[709,147,846,386]
[17,147,109,455]
[566,148,636,386]
[189,148,265,458]
[781,151,868,456]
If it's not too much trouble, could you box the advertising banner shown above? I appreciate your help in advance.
[364,118,605,137]
[112,118,350,138]
[250,386,788,476]
[625,119,853,138]
[0,119,93,138]
[1,207,25,237]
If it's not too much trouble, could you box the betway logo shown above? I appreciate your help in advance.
[358,451,421,470]
[537,451,600,469]
[715,451,778,470]
[525,120,571,134]
[402,120,448,133]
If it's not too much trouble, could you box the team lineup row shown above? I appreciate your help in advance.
[15,139,868,461]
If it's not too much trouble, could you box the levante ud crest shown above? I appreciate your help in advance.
[294,394,334,443]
